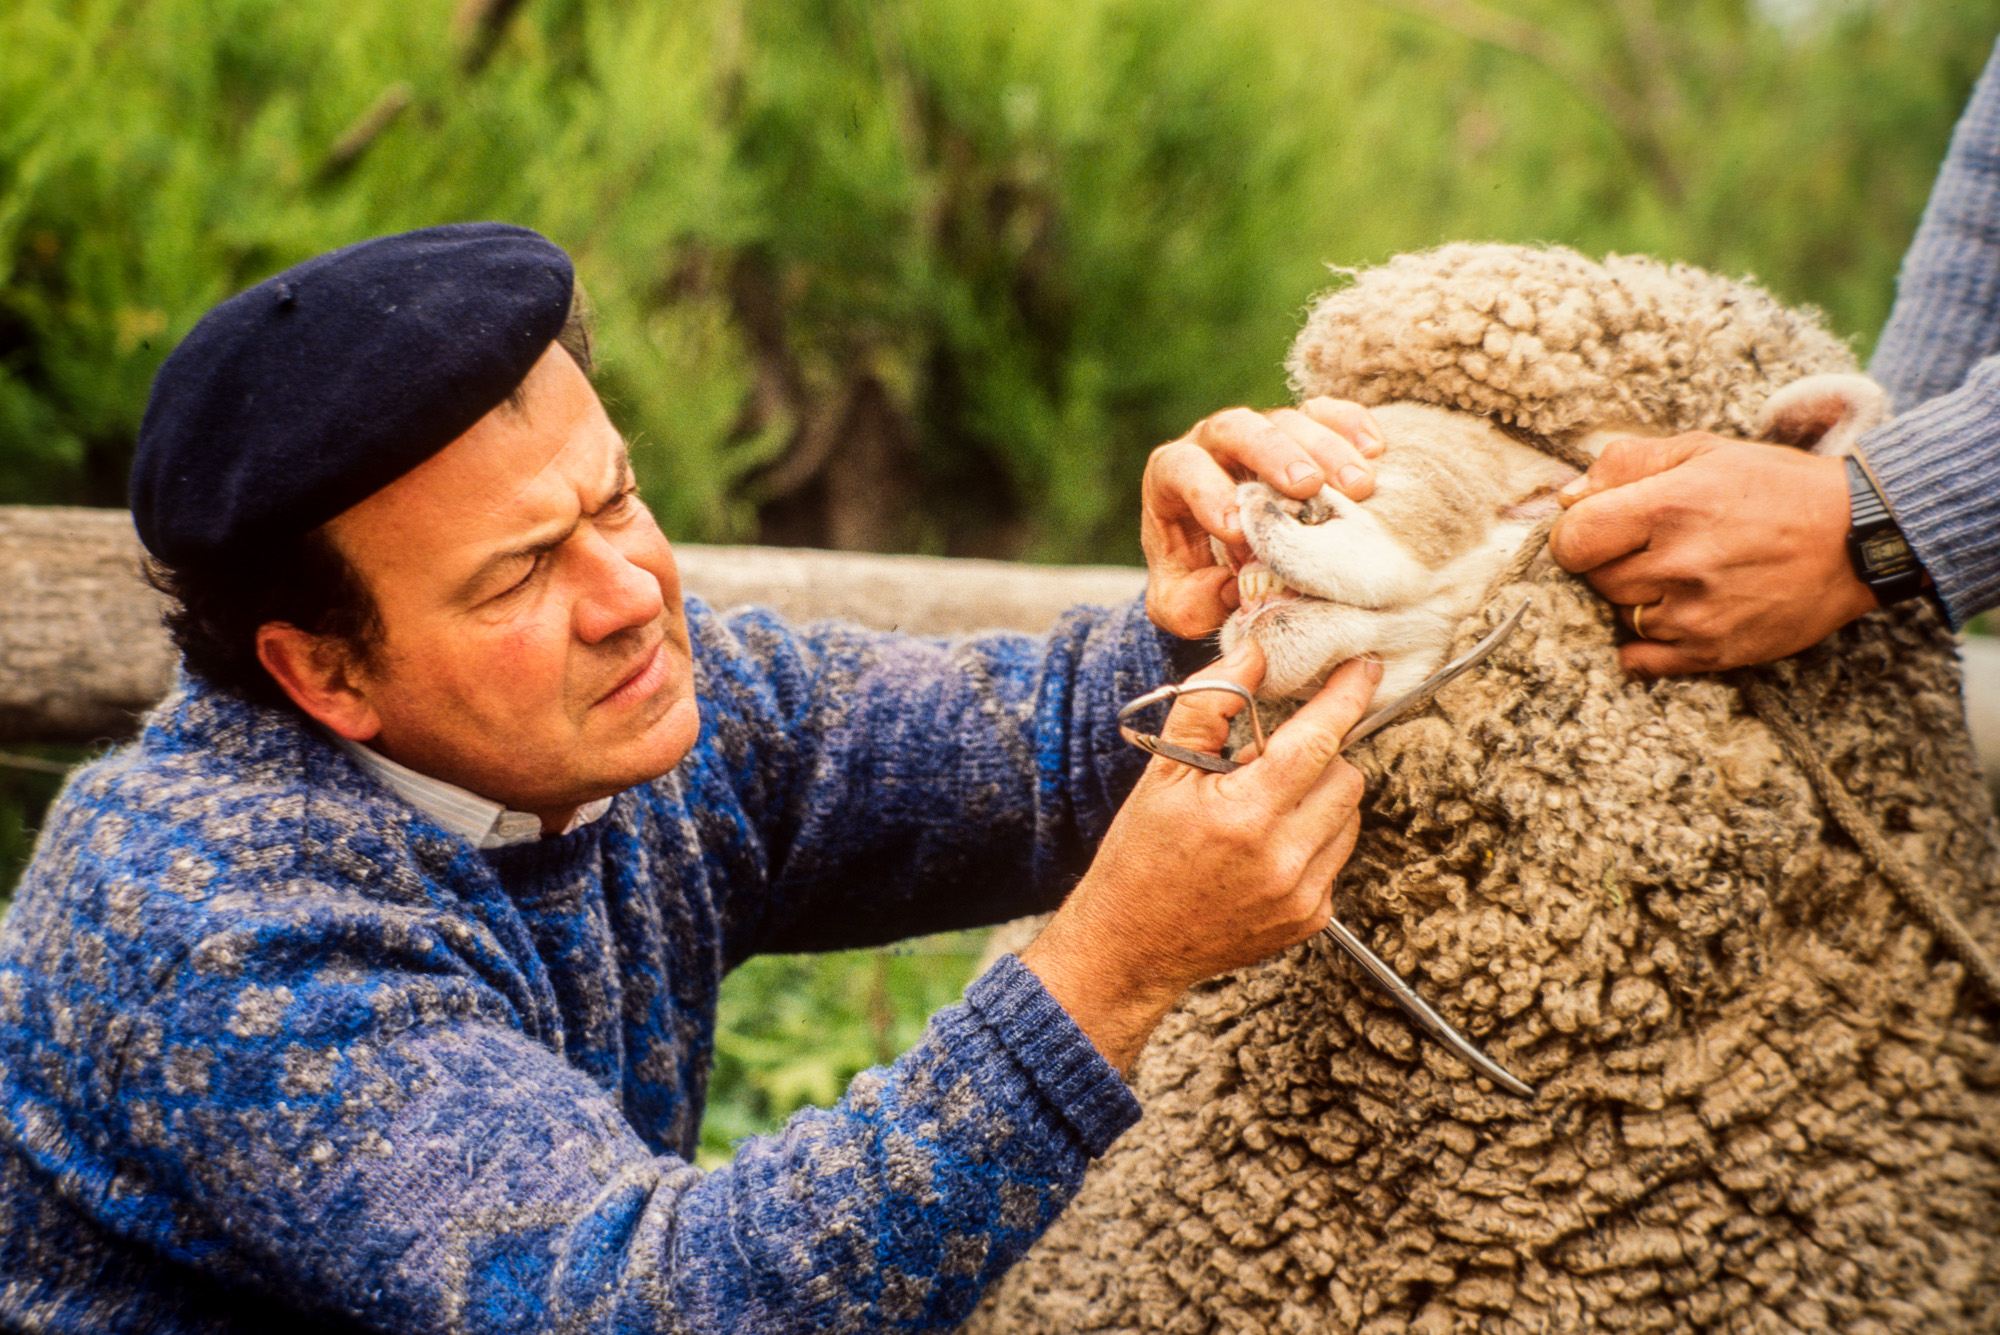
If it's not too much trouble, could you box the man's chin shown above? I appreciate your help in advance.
[591,691,701,793]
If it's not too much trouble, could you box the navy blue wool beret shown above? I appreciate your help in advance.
[131,222,574,567]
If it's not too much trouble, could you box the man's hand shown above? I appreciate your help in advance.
[1548,433,1877,676]
[1142,398,1385,638]
[1019,644,1379,1072]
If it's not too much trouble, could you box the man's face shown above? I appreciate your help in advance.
[323,342,698,824]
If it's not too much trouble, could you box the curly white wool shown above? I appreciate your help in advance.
[1286,243,1854,439]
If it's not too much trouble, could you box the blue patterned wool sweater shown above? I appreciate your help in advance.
[0,595,1170,1333]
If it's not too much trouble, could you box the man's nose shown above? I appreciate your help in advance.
[572,530,666,643]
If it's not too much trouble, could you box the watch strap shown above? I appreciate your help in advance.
[1843,456,1928,604]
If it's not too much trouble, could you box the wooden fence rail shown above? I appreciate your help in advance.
[0,506,1147,745]
[2,505,1995,797]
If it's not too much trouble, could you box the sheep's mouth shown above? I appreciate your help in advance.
[1236,559,1309,617]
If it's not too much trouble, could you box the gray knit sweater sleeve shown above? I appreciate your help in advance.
[1859,38,2000,625]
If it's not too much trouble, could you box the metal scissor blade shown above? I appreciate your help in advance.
[1117,679,1264,774]
[1319,915,1535,1098]
[1341,598,1531,751]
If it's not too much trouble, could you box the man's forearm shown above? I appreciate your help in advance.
[1858,38,2000,628]
[120,969,1135,1333]
[1856,358,2000,628]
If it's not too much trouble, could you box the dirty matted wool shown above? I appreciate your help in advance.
[968,245,2000,1334]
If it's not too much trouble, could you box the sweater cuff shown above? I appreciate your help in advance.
[1856,363,2000,629]
[1165,628,1221,682]
[965,954,1142,1158]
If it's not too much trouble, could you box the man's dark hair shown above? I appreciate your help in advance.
[145,299,594,709]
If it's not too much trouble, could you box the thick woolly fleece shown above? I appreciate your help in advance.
[972,247,2000,1333]
[1863,37,2000,626]
[0,595,1168,1333]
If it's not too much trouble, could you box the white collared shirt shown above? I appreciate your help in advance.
[334,736,614,849]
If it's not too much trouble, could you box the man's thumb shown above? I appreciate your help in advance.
[1157,639,1265,753]
[1557,435,1708,508]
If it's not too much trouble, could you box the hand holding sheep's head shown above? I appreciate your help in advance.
[1213,404,1572,704]
[1215,373,1888,709]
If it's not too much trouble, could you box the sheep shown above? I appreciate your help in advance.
[1217,401,1579,707]
[967,244,2000,1334]
[1213,373,1884,716]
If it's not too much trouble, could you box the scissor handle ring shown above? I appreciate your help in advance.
[1116,678,1266,775]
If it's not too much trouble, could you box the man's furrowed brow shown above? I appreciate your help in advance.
[601,443,635,500]
[458,524,575,602]
[454,445,634,603]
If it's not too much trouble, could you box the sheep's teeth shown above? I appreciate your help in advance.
[1239,567,1292,603]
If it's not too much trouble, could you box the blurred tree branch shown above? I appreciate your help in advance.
[452,0,528,73]
[1371,0,1684,202]
[316,83,414,185]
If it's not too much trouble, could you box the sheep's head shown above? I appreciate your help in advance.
[1211,244,1877,716]
[1215,402,1575,703]
[1216,373,1887,710]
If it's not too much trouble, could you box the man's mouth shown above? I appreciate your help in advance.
[597,640,669,708]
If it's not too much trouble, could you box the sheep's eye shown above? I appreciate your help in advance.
[1297,495,1337,526]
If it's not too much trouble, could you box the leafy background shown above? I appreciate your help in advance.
[4,0,1997,1162]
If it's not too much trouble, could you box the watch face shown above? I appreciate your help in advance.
[1858,529,1918,579]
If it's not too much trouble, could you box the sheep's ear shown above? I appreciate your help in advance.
[1753,374,1887,458]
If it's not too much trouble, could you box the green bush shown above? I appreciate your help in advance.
[8,0,1998,554]
[700,935,988,1167]
[0,751,82,908]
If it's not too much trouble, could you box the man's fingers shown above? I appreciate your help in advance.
[1268,405,1378,500]
[1298,807,1361,896]
[1297,751,1368,832]
[1569,548,1670,609]
[1619,639,1721,679]
[1298,397,1386,458]
[1145,566,1237,640]
[1193,407,1329,500]
[1244,656,1383,800]
[1547,484,1663,575]
[1281,807,1363,940]
[1147,438,1248,543]
[1555,434,1713,509]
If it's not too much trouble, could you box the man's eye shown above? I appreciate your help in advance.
[500,556,541,597]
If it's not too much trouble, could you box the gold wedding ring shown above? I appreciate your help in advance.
[1631,601,1652,640]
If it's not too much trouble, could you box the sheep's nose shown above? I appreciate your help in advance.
[1297,491,1337,525]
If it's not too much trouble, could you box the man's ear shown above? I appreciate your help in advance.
[1753,374,1888,457]
[255,623,381,741]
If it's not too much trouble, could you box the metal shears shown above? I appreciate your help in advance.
[1116,600,1536,1098]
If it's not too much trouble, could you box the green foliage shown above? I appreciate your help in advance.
[0,747,91,917]
[8,0,1996,553]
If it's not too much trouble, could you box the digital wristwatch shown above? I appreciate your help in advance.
[1843,455,1929,605]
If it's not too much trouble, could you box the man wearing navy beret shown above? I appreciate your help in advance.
[0,222,1384,1332]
